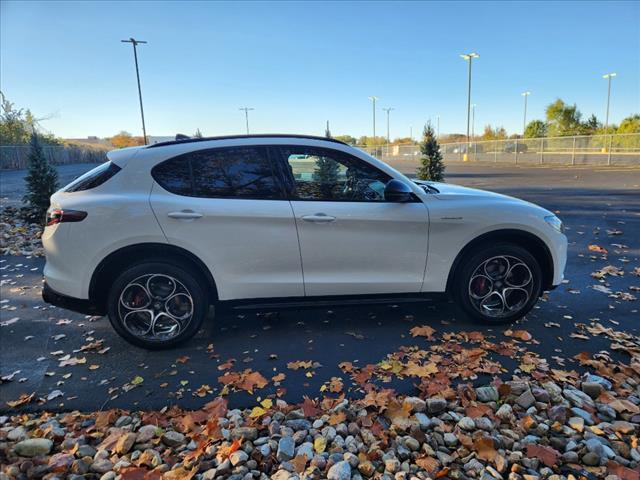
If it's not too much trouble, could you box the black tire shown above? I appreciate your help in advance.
[107,261,208,349]
[452,243,542,324]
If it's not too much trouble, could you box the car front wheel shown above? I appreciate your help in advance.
[107,262,208,349]
[454,244,542,324]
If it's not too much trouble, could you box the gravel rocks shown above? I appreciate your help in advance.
[0,374,638,479]
[13,438,53,457]
[277,436,295,461]
[161,430,185,447]
[327,460,351,480]
[476,386,499,402]
[426,398,447,414]
[516,389,536,408]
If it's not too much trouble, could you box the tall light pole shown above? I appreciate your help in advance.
[239,107,254,134]
[460,52,479,146]
[368,96,378,141]
[521,91,531,136]
[471,104,476,139]
[383,107,394,144]
[437,115,440,138]
[603,73,617,132]
[121,37,148,145]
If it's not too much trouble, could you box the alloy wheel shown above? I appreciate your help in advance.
[118,274,194,342]
[467,255,534,318]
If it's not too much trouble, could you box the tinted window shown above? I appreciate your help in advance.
[152,157,192,196]
[280,147,391,201]
[192,147,280,199]
[152,146,281,199]
[65,162,121,192]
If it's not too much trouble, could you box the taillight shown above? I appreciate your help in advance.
[46,208,88,227]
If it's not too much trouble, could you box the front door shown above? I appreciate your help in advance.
[275,145,429,296]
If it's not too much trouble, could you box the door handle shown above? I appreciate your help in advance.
[302,213,336,223]
[167,210,203,220]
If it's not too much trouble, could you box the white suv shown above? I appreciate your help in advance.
[43,135,567,349]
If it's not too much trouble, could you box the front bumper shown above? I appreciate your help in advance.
[42,282,105,316]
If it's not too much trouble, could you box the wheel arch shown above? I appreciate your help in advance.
[445,229,554,293]
[89,243,218,310]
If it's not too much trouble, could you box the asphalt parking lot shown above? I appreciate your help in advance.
[1,162,639,412]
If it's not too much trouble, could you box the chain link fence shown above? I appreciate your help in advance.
[2,133,638,171]
[359,133,640,173]
[0,145,108,170]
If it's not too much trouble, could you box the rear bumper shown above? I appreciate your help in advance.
[42,282,105,316]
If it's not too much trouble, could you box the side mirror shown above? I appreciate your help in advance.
[384,179,414,202]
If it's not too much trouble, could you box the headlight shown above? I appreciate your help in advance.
[544,215,564,233]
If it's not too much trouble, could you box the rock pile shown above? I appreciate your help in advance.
[1,373,638,479]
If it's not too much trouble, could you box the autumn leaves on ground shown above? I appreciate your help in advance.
[1,313,639,480]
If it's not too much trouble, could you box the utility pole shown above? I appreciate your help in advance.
[602,73,617,132]
[521,91,531,136]
[409,126,413,141]
[460,52,479,148]
[368,96,378,141]
[239,107,254,134]
[437,115,440,138]
[121,37,148,145]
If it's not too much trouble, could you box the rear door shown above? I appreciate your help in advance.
[274,145,429,296]
[150,146,304,300]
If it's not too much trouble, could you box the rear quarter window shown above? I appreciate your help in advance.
[65,161,121,192]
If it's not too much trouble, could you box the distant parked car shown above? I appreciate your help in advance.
[452,143,484,154]
[43,134,567,349]
[504,142,528,153]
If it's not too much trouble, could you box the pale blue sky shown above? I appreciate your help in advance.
[1,0,639,139]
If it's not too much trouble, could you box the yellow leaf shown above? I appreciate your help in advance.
[131,375,144,385]
[305,371,313,378]
[260,398,273,409]
[314,436,326,453]
[249,406,266,418]
[320,385,327,392]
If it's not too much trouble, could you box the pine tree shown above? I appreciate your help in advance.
[416,122,445,182]
[23,131,58,223]
[314,156,339,198]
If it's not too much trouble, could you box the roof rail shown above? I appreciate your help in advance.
[146,134,349,149]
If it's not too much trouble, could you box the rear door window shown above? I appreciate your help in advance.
[152,146,283,199]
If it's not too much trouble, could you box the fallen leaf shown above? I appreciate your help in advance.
[6,392,35,408]
[588,244,608,254]
[410,325,436,340]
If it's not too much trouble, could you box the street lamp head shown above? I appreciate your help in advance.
[368,96,378,102]
[521,91,531,96]
[460,52,479,60]
[603,73,617,79]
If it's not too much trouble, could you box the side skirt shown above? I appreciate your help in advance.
[219,292,448,311]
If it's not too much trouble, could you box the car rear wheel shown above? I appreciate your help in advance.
[454,244,542,324]
[107,262,208,349]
